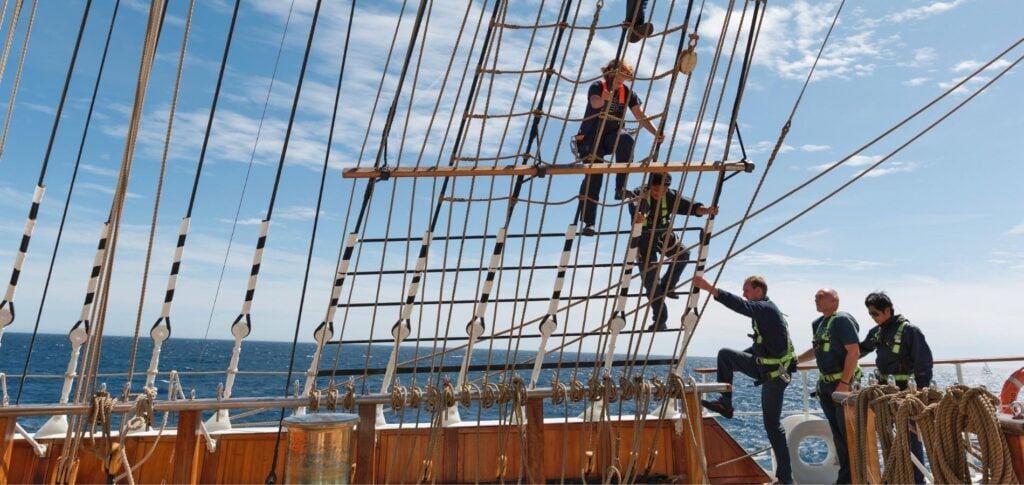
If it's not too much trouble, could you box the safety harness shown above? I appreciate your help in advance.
[601,79,627,105]
[643,193,669,228]
[814,313,863,383]
[751,317,796,380]
[876,321,912,382]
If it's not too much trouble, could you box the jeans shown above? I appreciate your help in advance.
[577,131,635,226]
[626,0,649,24]
[637,232,688,327]
[716,348,793,484]
[818,380,852,484]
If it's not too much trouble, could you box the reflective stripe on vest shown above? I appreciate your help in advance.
[820,366,863,383]
[643,193,669,228]
[891,322,907,354]
[601,79,627,104]
[814,314,838,352]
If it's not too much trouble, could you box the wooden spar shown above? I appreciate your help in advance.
[0,416,14,482]
[342,160,754,179]
[844,397,881,484]
[171,410,201,484]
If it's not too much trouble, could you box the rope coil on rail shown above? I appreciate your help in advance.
[853,383,1019,485]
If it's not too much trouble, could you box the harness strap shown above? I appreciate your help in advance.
[820,365,863,383]
[891,321,907,354]
[601,79,626,104]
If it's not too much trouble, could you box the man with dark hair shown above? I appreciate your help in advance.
[692,275,794,484]
[796,288,861,485]
[627,172,716,331]
[861,291,933,484]
[575,59,663,237]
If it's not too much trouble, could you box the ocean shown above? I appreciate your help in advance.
[0,332,1011,472]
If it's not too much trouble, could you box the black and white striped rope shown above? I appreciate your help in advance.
[529,224,576,389]
[218,218,266,404]
[378,230,431,395]
[146,0,240,393]
[144,217,188,389]
[603,221,643,371]
[455,227,506,389]
[51,222,108,413]
[0,185,43,332]
[300,232,356,404]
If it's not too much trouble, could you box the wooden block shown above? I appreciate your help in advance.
[525,398,546,483]
[355,404,376,484]
[171,410,201,484]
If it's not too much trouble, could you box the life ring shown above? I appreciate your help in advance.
[782,414,839,485]
[1000,367,1024,413]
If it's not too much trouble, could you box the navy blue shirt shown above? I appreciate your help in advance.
[579,80,641,137]
[714,290,792,362]
[811,311,861,375]
[626,188,704,230]
[860,315,934,387]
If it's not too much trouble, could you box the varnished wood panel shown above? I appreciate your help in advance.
[5,414,770,484]
[1005,432,1024,483]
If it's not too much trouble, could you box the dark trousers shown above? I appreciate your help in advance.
[637,232,688,327]
[716,348,793,484]
[577,131,634,226]
[818,380,852,484]
[626,0,649,24]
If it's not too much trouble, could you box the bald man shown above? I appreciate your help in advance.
[796,288,861,484]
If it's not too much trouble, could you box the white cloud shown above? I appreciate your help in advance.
[904,77,930,87]
[910,47,937,67]
[938,59,1012,93]
[81,164,120,177]
[734,251,882,270]
[800,144,830,153]
[856,160,917,178]
[886,0,967,24]
[808,154,881,172]
[78,182,143,199]
[702,1,893,81]
[1008,223,1024,236]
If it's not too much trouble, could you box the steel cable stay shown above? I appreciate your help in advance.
[0,0,23,95]
[325,0,488,394]
[125,0,196,397]
[13,0,121,406]
[0,0,90,343]
[205,0,324,434]
[446,0,574,428]
[196,0,298,369]
[366,0,503,426]
[144,0,242,401]
[262,0,360,479]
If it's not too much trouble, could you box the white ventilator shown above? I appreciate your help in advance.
[297,232,356,415]
[378,230,431,425]
[530,225,576,389]
[35,222,108,439]
[205,219,267,432]
[580,221,642,422]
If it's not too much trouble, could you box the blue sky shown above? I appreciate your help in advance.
[0,0,1021,368]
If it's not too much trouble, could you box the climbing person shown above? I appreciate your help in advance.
[795,288,861,485]
[625,0,653,43]
[692,275,794,485]
[626,172,716,331]
[860,291,933,484]
[575,59,663,237]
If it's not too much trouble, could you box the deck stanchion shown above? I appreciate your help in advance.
[171,410,201,484]
[525,396,547,483]
[355,402,376,484]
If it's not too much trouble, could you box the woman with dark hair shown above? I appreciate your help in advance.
[861,291,934,484]
[575,59,662,236]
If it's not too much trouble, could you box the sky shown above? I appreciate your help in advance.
[0,0,1021,374]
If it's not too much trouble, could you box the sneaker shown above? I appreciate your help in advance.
[628,22,653,43]
[646,322,668,332]
[580,225,596,237]
[700,399,734,419]
[614,188,632,201]
[666,291,681,300]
